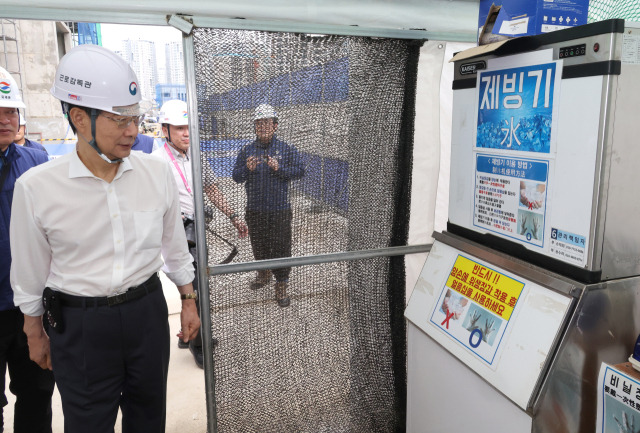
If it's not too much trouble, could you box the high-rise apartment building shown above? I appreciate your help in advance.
[165,41,184,84]
[117,39,158,100]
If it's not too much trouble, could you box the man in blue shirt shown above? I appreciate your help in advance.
[0,67,53,432]
[14,113,48,155]
[131,132,156,153]
[232,104,304,307]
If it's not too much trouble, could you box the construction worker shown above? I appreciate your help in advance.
[131,128,156,153]
[0,66,53,433]
[9,45,199,433]
[14,113,48,154]
[152,99,247,368]
[232,104,305,307]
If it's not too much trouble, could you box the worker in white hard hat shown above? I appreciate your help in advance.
[14,111,48,154]
[9,45,199,433]
[0,66,53,433]
[153,99,247,367]
[232,103,305,307]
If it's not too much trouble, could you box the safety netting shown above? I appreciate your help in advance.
[589,0,640,22]
[192,28,420,432]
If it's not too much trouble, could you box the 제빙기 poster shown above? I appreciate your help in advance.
[476,61,557,153]
[473,54,561,250]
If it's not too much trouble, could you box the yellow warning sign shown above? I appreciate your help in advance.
[446,255,524,320]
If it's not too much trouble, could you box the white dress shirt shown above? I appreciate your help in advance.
[152,143,194,216]
[10,150,194,316]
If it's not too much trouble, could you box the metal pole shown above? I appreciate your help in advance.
[209,244,432,275]
[182,30,218,433]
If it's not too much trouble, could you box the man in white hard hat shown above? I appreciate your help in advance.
[153,99,247,367]
[0,66,53,432]
[232,104,305,307]
[14,112,48,155]
[9,45,199,433]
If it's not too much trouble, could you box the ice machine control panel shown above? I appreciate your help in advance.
[559,43,586,58]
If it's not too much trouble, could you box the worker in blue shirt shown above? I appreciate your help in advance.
[232,104,305,307]
[14,113,48,155]
[131,132,156,153]
[0,66,53,433]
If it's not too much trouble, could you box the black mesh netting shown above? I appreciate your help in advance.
[192,28,420,432]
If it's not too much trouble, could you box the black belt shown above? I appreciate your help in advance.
[54,273,160,308]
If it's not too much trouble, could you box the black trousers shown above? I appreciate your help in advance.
[49,278,169,433]
[0,309,54,433]
[245,209,293,282]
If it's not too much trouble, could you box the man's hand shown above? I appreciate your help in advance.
[23,315,52,370]
[232,218,248,238]
[265,156,279,171]
[180,300,200,343]
[178,283,201,343]
[246,156,260,171]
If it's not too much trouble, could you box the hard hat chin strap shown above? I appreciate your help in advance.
[165,124,187,156]
[166,125,173,148]
[89,109,122,164]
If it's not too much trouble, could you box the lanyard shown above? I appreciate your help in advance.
[164,143,191,194]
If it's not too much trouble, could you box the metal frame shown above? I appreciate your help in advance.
[183,31,220,433]
[0,7,480,42]
[210,245,432,275]
[587,29,619,273]
[180,18,432,432]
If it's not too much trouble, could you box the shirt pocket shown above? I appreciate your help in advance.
[133,210,163,251]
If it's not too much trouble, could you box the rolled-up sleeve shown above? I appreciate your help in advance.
[160,162,195,286]
[10,179,51,316]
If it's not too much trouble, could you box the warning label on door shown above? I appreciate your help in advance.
[430,255,525,367]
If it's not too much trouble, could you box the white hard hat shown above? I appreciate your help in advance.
[19,111,26,126]
[159,99,188,126]
[254,104,277,121]
[0,66,26,109]
[50,44,146,116]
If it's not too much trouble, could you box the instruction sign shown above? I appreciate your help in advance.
[430,255,525,367]
[597,363,640,433]
[474,155,549,247]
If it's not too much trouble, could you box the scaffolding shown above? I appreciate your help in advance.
[0,19,23,93]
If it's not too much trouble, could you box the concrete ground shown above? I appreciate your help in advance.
[3,273,208,433]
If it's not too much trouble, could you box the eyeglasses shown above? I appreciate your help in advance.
[100,114,143,129]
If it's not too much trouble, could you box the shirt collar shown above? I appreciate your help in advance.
[164,140,188,160]
[69,149,133,180]
[1,143,18,163]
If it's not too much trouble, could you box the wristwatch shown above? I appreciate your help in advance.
[180,291,198,300]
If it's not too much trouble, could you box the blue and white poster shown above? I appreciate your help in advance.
[474,154,549,247]
[597,363,640,433]
[476,62,559,154]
